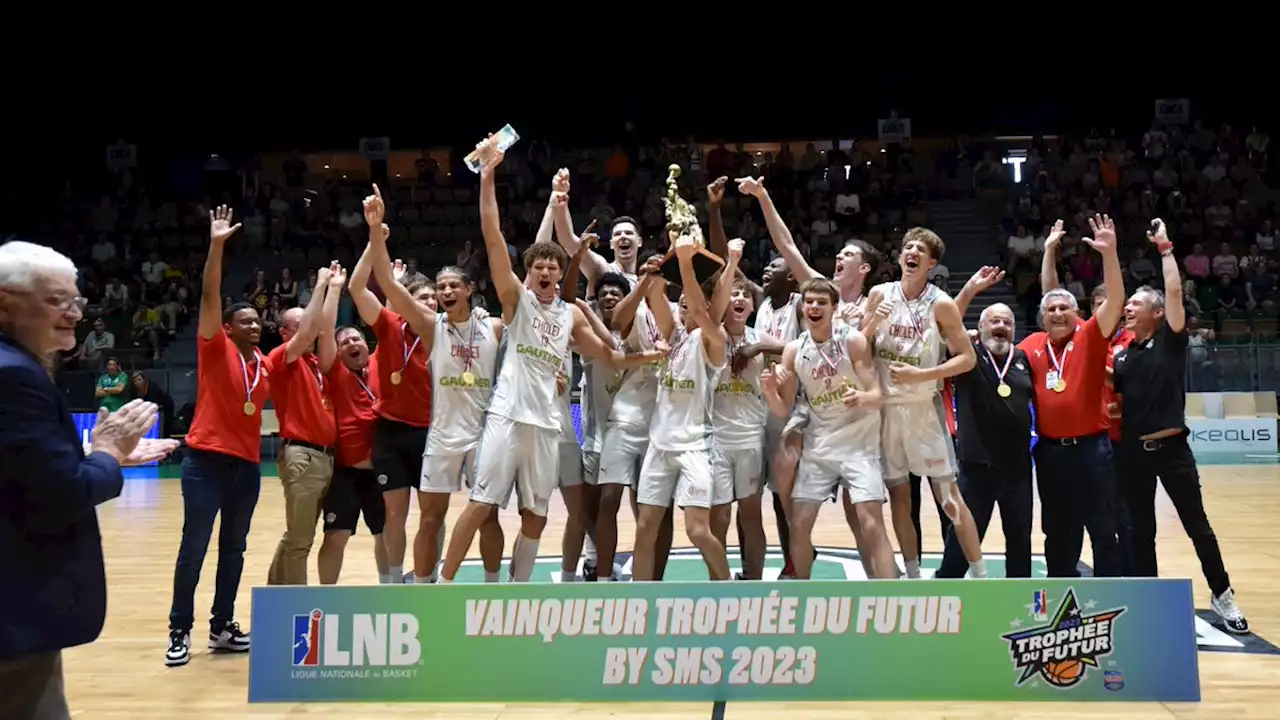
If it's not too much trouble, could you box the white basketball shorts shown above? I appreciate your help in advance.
[468,415,559,517]
[636,445,716,510]
[880,397,957,484]
[794,451,887,505]
[711,447,764,505]
[419,447,478,494]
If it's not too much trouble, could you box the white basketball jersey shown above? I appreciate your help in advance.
[487,288,573,431]
[650,327,722,452]
[608,305,665,429]
[603,261,638,288]
[581,329,622,453]
[754,292,802,344]
[871,281,945,404]
[794,327,880,461]
[426,316,498,454]
[834,295,866,332]
[711,327,767,450]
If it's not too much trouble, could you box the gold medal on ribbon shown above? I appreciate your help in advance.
[390,371,403,386]
[243,401,256,416]
[461,371,476,387]
[997,383,1012,398]
[1054,379,1067,393]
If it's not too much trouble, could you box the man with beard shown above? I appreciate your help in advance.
[550,168,642,294]
[935,279,1034,578]
[1017,214,1125,578]
[316,323,389,584]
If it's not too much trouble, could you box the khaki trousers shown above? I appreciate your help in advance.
[267,444,334,585]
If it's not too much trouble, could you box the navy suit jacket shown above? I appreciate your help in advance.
[0,334,123,662]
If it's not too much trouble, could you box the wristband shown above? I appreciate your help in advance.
[1156,240,1173,255]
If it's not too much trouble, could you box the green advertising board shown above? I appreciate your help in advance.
[249,566,1199,703]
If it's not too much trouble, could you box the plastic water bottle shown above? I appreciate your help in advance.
[465,124,520,173]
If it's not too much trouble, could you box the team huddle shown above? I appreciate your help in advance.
[167,132,1250,667]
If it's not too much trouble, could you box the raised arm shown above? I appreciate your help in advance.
[1085,213,1125,337]
[559,222,598,303]
[737,176,822,282]
[645,271,678,341]
[477,138,523,314]
[706,176,730,258]
[674,234,727,360]
[349,212,385,327]
[198,205,242,340]
[549,169,610,284]
[709,238,743,327]
[284,264,331,363]
[318,264,345,373]
[1149,218,1185,332]
[612,269,655,338]
[1039,219,1065,292]
[570,305,667,370]
[574,298,615,347]
[953,266,1007,317]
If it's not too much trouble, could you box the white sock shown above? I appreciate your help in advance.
[402,575,415,585]
[560,570,576,583]
[484,571,500,583]
[904,558,921,579]
[414,575,433,584]
[969,559,988,578]
[438,576,452,585]
[378,573,391,584]
[389,565,403,583]
[585,536,598,565]
[509,533,541,582]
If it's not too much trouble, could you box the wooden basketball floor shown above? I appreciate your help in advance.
[67,456,1280,719]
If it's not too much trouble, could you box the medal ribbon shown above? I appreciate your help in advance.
[813,333,842,372]
[448,318,478,374]
[897,284,926,339]
[400,323,421,375]
[354,367,377,403]
[239,349,263,408]
[986,346,1014,386]
[1045,336,1071,377]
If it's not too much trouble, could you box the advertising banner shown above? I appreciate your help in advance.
[1186,417,1276,454]
[249,578,1199,703]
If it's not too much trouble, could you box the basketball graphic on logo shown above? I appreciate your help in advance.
[1043,659,1084,686]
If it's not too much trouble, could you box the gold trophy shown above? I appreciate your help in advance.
[658,164,725,288]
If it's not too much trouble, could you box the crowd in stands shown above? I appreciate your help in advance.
[13,120,1279,410]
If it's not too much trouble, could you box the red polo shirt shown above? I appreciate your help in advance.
[372,307,431,427]
[1017,316,1109,440]
[327,356,380,467]
[187,330,271,463]
[267,345,337,448]
[1104,328,1135,441]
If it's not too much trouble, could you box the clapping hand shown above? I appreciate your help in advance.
[90,400,169,466]
[209,205,241,244]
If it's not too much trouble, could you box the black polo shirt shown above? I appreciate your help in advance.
[1113,323,1188,439]
[954,340,1034,465]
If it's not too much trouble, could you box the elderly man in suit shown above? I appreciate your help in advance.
[0,241,179,719]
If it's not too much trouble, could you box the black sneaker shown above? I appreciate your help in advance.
[582,561,599,582]
[209,621,251,652]
[165,630,190,667]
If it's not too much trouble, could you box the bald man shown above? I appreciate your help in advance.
[937,297,1034,578]
[265,264,341,585]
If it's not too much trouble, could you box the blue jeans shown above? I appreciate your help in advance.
[1033,433,1121,578]
[169,449,261,633]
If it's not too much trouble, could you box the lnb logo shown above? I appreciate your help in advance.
[291,608,422,667]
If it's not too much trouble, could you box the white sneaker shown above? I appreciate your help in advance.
[165,630,190,667]
[1210,588,1250,635]
[208,621,251,652]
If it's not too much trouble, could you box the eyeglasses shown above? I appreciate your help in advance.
[47,296,88,313]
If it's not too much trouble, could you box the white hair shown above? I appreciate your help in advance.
[1039,288,1078,314]
[0,241,78,292]
[979,302,1015,328]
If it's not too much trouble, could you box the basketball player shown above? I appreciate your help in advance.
[348,187,434,584]
[1112,219,1249,633]
[316,322,389,585]
[577,271,633,580]
[415,265,506,584]
[440,138,666,584]
[633,232,733,581]
[265,262,340,587]
[867,227,985,579]
[1038,219,1135,576]
[167,206,262,667]
[549,168,641,294]
[711,242,770,580]
[761,278,896,579]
